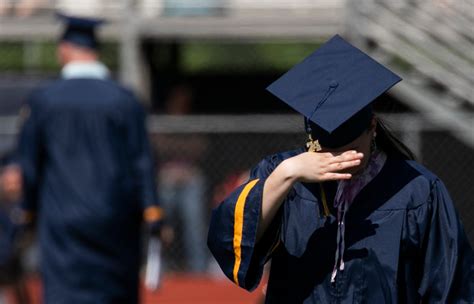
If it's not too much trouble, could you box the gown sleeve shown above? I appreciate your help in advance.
[126,96,162,226]
[207,155,283,291]
[415,179,474,302]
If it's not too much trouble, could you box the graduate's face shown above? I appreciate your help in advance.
[322,117,376,175]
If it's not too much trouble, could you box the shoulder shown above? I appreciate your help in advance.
[98,80,137,99]
[55,79,141,105]
[26,80,56,102]
[103,81,143,111]
[404,159,442,198]
[260,148,303,168]
[45,78,131,95]
[23,81,59,113]
[251,148,304,178]
[380,158,444,210]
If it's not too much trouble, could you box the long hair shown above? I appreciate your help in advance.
[375,117,416,160]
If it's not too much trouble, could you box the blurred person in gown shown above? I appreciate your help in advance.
[0,153,30,304]
[17,14,162,303]
[154,84,208,273]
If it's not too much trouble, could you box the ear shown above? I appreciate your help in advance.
[57,42,71,64]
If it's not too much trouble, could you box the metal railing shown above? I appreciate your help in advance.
[346,0,474,148]
[0,0,345,19]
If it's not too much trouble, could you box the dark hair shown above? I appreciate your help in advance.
[375,117,415,160]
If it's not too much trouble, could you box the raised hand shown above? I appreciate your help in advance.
[281,150,364,183]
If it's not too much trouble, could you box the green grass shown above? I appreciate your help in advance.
[180,41,323,73]
[0,40,321,73]
[0,41,119,72]
[0,42,24,71]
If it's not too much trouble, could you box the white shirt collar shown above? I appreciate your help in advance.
[61,61,110,80]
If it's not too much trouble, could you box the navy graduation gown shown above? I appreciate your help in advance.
[18,78,158,303]
[208,148,474,303]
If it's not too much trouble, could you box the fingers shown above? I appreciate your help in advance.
[326,159,361,172]
[299,150,363,182]
[327,151,364,164]
[320,172,352,181]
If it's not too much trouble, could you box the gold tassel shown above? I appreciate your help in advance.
[306,134,322,152]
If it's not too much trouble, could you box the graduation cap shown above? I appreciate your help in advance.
[57,13,105,50]
[267,35,402,149]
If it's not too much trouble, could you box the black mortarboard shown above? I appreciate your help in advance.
[57,13,105,50]
[266,34,402,149]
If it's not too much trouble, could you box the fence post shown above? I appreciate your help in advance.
[23,39,41,72]
[119,0,150,104]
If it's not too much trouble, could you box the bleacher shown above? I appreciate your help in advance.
[0,0,344,39]
[346,0,473,147]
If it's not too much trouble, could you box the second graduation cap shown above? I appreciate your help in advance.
[266,35,402,149]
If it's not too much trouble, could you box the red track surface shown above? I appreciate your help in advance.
[141,274,264,304]
[4,274,265,304]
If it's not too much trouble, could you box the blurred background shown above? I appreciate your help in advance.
[0,0,473,303]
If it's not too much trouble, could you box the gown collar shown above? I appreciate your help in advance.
[61,61,110,80]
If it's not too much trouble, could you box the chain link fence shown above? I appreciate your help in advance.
[0,114,472,273]
[150,127,306,273]
[144,114,474,273]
